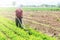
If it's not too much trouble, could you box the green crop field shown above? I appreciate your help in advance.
[0,16,57,40]
[0,7,60,11]
[22,7,60,11]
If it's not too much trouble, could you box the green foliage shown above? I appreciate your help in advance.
[0,31,7,40]
[0,16,57,40]
[22,7,60,11]
[0,7,60,12]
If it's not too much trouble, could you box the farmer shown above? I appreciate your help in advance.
[15,8,23,29]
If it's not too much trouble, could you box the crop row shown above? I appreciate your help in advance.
[0,16,57,40]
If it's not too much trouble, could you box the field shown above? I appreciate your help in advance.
[0,17,56,40]
[23,7,60,11]
[0,16,57,40]
[0,7,60,40]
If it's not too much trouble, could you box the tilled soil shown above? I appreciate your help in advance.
[23,11,60,39]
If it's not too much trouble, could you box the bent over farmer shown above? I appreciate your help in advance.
[15,8,23,29]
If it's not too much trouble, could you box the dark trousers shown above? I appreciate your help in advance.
[15,18,23,28]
